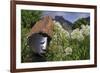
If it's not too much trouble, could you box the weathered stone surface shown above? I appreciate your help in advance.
[28,16,53,38]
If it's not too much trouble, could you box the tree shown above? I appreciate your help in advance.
[21,10,42,28]
[21,10,42,62]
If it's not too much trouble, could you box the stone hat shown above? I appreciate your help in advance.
[28,16,53,38]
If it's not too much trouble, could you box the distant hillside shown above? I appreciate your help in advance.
[55,16,73,25]
[85,17,90,22]
[72,16,90,29]
[54,16,73,33]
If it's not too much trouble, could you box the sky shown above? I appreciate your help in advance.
[42,11,90,23]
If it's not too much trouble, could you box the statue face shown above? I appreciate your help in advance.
[28,34,48,55]
[33,37,47,55]
[40,37,47,50]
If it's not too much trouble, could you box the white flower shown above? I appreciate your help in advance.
[64,47,72,55]
[81,24,86,29]
[71,28,84,41]
[81,25,90,36]
[53,34,57,38]
[54,21,62,29]
[53,20,70,38]
[61,28,70,38]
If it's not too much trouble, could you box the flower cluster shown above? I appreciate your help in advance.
[46,20,90,61]
[53,21,70,38]
[71,28,84,41]
[64,47,72,55]
[71,25,90,41]
[80,25,90,36]
[53,21,62,29]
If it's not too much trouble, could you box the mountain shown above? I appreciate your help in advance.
[55,16,73,25]
[54,16,73,33]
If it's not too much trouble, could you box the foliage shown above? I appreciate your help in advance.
[21,10,42,28]
[72,18,90,29]
[21,10,42,62]
[45,21,90,61]
[21,10,90,62]
[45,21,71,61]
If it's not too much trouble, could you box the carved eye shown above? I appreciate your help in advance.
[40,41,45,44]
